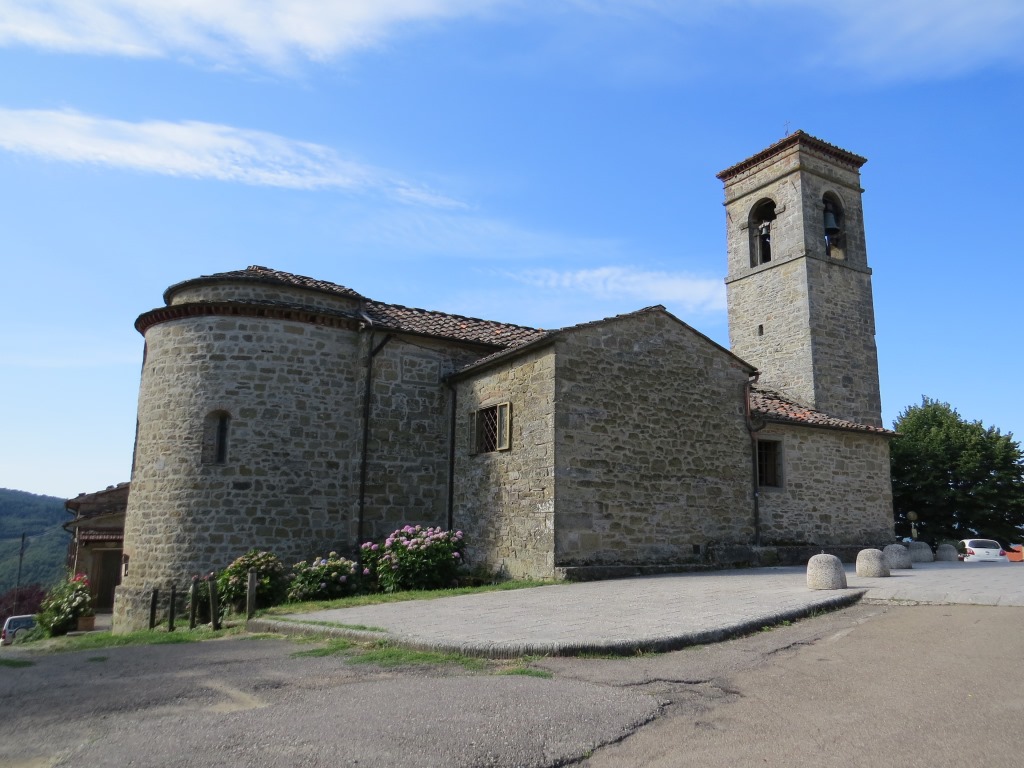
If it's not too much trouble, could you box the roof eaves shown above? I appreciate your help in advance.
[445,332,560,381]
[717,130,867,181]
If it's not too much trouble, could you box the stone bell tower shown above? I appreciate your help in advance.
[718,131,882,428]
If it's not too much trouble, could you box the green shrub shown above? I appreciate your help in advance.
[37,572,93,636]
[361,526,465,593]
[216,550,287,613]
[288,552,360,602]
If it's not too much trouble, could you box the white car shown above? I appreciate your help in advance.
[1,614,36,645]
[960,539,1006,562]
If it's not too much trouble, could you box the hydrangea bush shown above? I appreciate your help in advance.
[361,526,465,593]
[216,550,288,612]
[288,552,360,602]
[37,572,93,636]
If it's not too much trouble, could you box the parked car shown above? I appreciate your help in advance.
[1,614,36,645]
[960,539,1006,562]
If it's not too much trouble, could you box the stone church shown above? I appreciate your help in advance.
[113,132,895,631]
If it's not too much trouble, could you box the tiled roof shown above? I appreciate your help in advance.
[364,300,547,348]
[160,266,546,350]
[448,305,754,380]
[750,387,892,434]
[163,265,365,304]
[716,130,867,180]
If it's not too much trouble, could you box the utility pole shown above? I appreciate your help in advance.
[14,532,27,614]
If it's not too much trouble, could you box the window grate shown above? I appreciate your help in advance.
[473,402,511,453]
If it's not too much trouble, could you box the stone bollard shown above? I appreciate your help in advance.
[856,548,890,578]
[935,543,959,562]
[807,553,847,590]
[908,541,934,563]
[883,543,913,570]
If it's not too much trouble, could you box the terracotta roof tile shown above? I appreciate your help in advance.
[164,265,365,304]
[750,387,892,434]
[365,300,546,348]
[163,266,547,349]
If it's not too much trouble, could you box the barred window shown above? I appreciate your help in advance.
[757,439,782,488]
[473,402,511,454]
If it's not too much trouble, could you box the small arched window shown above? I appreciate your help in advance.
[202,410,231,465]
[749,199,777,267]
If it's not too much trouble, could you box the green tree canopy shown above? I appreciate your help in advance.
[891,398,1024,545]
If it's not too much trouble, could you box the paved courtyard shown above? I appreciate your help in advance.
[250,560,1024,657]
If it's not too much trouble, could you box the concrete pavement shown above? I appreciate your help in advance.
[248,560,1024,658]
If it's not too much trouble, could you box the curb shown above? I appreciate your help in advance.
[247,589,866,659]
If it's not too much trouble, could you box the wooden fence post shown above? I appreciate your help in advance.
[189,576,198,630]
[246,568,257,619]
[168,583,176,632]
[148,588,159,630]
[209,577,221,631]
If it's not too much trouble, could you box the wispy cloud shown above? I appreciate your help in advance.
[2,0,1022,79]
[511,266,726,314]
[345,207,622,261]
[0,108,463,206]
[0,0,504,68]
[790,0,1024,79]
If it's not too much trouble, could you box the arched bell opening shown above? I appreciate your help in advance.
[748,199,777,267]
[822,192,845,259]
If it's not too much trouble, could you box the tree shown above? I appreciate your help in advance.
[890,398,1024,545]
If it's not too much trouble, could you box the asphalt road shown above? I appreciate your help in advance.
[1,603,1021,767]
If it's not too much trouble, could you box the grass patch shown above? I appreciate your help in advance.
[258,579,549,617]
[15,625,246,654]
[497,667,553,679]
[291,639,355,658]
[348,642,486,670]
[0,658,34,668]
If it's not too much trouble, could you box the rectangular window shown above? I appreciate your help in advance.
[757,439,782,487]
[473,402,511,453]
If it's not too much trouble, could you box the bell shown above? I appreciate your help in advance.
[823,205,841,236]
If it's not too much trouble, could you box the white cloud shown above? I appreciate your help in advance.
[0,108,463,206]
[791,0,1024,78]
[0,0,504,68]
[345,207,620,261]
[512,266,726,314]
[1,0,1022,79]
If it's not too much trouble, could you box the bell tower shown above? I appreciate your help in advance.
[718,132,882,428]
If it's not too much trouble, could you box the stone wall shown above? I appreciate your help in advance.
[115,300,494,630]
[552,310,756,570]
[452,345,557,580]
[728,258,815,411]
[115,313,366,630]
[360,336,483,541]
[756,423,894,547]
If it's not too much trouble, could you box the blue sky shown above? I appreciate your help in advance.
[1,0,1023,499]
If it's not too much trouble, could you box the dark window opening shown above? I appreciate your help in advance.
[473,402,511,453]
[202,410,231,465]
[757,440,782,488]
[215,413,229,464]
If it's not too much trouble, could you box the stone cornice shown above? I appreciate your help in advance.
[717,131,867,182]
[135,300,363,335]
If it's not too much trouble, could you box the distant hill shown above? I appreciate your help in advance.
[0,488,72,592]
